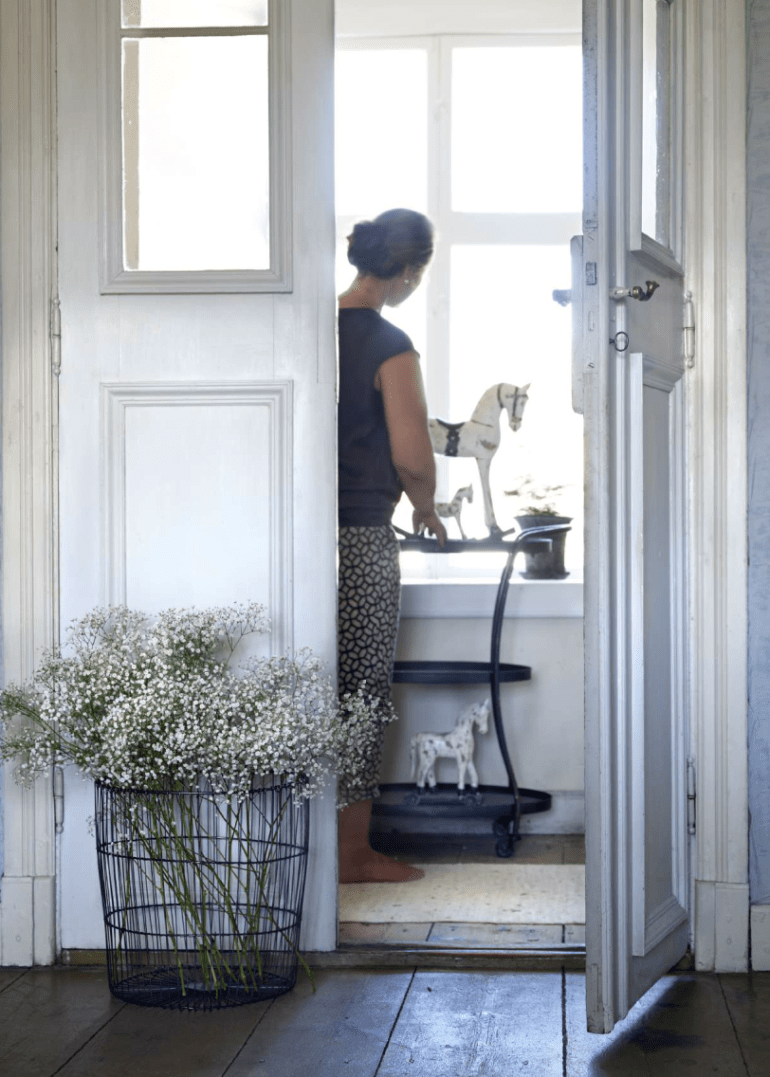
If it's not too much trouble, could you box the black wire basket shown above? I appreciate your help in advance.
[94,778,310,1011]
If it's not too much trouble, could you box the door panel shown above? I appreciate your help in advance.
[582,0,690,1031]
[57,0,337,951]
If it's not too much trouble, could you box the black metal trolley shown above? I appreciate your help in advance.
[373,524,570,857]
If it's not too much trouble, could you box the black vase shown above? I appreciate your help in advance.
[515,515,572,579]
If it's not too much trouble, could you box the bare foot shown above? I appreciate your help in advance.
[339,848,425,884]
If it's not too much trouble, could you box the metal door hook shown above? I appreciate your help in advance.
[609,280,660,302]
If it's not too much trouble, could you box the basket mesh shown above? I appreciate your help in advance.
[94,780,309,1010]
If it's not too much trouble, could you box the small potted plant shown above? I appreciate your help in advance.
[0,603,388,1010]
[504,476,573,579]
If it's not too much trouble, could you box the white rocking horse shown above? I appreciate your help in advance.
[435,484,474,539]
[428,383,530,534]
[410,699,490,792]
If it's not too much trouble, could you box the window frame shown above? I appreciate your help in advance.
[630,0,685,271]
[98,0,292,293]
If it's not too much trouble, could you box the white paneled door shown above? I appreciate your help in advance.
[580,0,690,1031]
[56,0,338,951]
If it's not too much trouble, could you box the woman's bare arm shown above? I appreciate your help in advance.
[377,351,446,545]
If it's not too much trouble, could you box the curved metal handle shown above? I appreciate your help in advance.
[610,280,660,302]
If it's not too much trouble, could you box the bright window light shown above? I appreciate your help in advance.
[446,246,582,540]
[335,47,429,382]
[452,46,582,213]
[335,49,428,217]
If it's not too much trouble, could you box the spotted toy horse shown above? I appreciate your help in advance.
[410,699,491,792]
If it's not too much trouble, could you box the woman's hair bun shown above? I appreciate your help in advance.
[347,221,389,276]
[347,209,434,280]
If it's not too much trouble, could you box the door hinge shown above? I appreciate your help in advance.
[50,297,61,377]
[684,290,695,368]
[687,756,696,835]
[53,765,64,833]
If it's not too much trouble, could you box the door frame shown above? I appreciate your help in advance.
[681,0,749,970]
[0,0,749,968]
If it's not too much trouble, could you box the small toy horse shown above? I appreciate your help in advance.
[435,485,473,540]
[410,699,490,792]
[429,383,529,535]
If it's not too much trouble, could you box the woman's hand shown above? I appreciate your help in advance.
[412,507,447,546]
[378,350,447,547]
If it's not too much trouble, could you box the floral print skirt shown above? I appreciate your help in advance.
[337,524,401,803]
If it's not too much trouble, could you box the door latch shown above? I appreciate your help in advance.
[609,280,659,302]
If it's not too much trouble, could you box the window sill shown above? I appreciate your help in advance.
[400,578,584,619]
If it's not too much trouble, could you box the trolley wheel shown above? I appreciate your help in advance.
[493,817,510,838]
[495,837,514,858]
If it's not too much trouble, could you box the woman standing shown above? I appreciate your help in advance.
[337,208,446,883]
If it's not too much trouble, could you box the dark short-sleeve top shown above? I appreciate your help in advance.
[338,308,414,526]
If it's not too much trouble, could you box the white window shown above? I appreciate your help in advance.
[335,33,584,578]
[100,0,291,292]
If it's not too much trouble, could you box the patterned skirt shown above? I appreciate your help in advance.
[337,524,401,803]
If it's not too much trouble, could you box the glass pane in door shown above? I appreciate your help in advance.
[122,0,268,27]
[641,0,672,245]
[122,35,269,271]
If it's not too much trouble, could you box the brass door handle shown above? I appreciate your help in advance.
[609,280,659,302]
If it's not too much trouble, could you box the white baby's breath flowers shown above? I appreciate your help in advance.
[0,603,391,804]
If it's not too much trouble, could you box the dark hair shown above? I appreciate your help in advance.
[347,208,434,280]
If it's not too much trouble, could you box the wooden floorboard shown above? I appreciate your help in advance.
[1,965,768,1077]
[339,922,433,945]
[565,971,750,1076]
[426,922,565,948]
[375,969,564,1077]
[225,969,414,1077]
[718,973,770,1077]
[0,968,123,1077]
[308,947,585,970]
[0,967,28,993]
[55,992,268,1077]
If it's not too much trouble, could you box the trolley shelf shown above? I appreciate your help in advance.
[384,525,569,856]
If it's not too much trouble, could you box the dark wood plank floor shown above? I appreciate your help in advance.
[1,966,768,1076]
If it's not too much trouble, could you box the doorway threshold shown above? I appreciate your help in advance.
[305,946,586,972]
